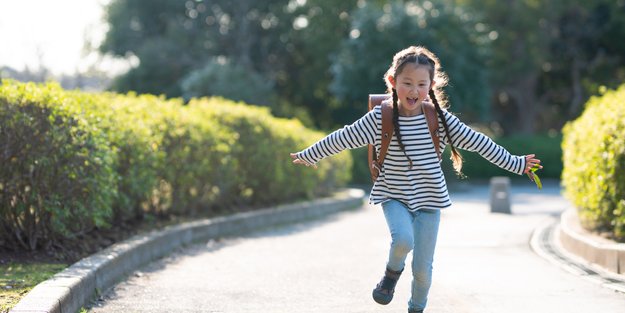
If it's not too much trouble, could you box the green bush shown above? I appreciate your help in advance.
[158,101,237,215]
[189,97,352,206]
[96,93,170,220]
[562,85,625,241]
[0,80,352,251]
[0,81,117,250]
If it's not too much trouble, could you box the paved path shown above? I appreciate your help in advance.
[88,181,625,312]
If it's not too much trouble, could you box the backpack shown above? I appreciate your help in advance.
[368,94,441,182]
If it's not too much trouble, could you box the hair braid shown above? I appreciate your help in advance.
[429,89,463,174]
[392,88,413,169]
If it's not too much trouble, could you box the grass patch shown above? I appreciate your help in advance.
[0,262,67,313]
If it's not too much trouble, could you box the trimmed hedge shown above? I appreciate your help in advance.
[562,85,625,241]
[0,80,351,250]
[0,82,117,250]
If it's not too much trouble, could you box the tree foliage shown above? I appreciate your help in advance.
[99,0,625,133]
[543,1,625,123]
[180,57,276,106]
[452,0,625,133]
[330,1,492,125]
[100,0,359,127]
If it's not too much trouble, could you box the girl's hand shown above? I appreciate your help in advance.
[290,153,318,169]
[523,154,542,174]
[524,154,542,185]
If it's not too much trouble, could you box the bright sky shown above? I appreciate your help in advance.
[0,0,126,75]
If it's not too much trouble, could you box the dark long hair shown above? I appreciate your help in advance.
[384,46,463,175]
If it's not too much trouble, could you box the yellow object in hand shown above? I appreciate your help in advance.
[528,164,542,189]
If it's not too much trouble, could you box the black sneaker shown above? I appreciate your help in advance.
[371,267,403,305]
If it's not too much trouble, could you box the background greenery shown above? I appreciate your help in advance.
[0,80,351,252]
[100,0,625,134]
[2,0,624,254]
[562,85,625,241]
[2,2,624,311]
[95,0,624,186]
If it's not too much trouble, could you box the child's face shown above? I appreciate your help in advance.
[391,63,432,116]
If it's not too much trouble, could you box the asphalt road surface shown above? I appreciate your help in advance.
[88,181,625,313]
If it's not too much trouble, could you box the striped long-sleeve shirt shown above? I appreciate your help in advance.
[297,105,527,211]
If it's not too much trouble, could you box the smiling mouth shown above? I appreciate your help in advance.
[406,97,418,105]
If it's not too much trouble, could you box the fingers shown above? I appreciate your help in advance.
[295,159,317,168]
[530,159,542,169]
[527,171,535,182]
[524,154,542,173]
[290,153,317,168]
[525,154,540,165]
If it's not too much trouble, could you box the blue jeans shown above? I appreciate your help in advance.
[382,199,441,311]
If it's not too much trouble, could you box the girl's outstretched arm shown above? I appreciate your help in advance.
[290,107,379,167]
[440,110,537,175]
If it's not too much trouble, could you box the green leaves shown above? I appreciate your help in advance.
[562,84,625,241]
[330,1,491,126]
[0,80,352,250]
[0,80,117,248]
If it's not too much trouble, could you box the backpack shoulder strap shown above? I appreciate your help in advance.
[368,94,388,111]
[422,101,441,161]
[377,102,394,165]
[367,94,394,182]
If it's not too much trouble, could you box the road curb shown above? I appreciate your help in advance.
[530,217,625,293]
[558,209,625,276]
[10,189,365,313]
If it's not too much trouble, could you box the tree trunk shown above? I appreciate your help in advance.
[233,2,253,69]
[568,56,584,118]
[506,74,538,134]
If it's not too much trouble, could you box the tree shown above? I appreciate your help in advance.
[99,0,362,128]
[452,0,625,133]
[98,0,625,133]
[268,0,361,129]
[100,0,292,98]
[543,1,625,123]
[100,0,202,96]
[330,1,492,126]
[180,57,276,106]
[451,0,554,134]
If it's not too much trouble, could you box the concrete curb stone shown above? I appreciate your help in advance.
[10,188,365,313]
[559,208,625,275]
